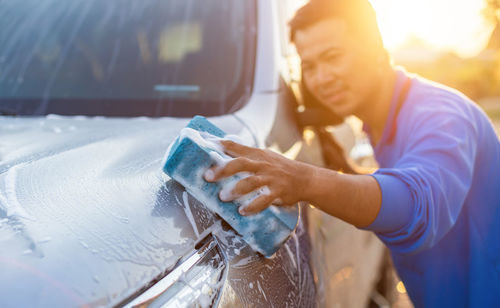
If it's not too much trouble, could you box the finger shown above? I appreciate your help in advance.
[204,157,258,182]
[220,140,257,157]
[271,198,284,206]
[228,176,267,199]
[239,193,276,216]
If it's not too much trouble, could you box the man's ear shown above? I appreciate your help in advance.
[296,74,344,127]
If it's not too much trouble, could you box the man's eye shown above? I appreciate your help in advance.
[326,53,341,62]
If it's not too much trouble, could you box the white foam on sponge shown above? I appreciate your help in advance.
[163,127,231,170]
[208,151,230,166]
[175,161,289,255]
[219,175,276,212]
[235,185,271,208]
[218,172,252,202]
[179,128,225,154]
[162,137,177,166]
[205,150,234,182]
[167,126,294,256]
[224,134,247,146]
[268,205,282,216]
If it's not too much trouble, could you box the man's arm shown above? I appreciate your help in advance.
[305,166,381,227]
[204,140,381,228]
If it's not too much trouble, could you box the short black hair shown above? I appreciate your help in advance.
[290,0,384,51]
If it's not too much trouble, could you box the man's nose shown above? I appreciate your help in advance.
[316,65,336,84]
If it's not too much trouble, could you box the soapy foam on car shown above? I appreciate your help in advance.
[0,163,35,220]
[173,161,289,256]
[166,122,296,256]
[182,190,200,238]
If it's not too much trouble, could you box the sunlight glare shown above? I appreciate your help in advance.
[369,0,494,57]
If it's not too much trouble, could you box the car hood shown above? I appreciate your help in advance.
[0,115,252,307]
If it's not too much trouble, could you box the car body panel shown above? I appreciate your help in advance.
[0,115,248,306]
[0,0,384,307]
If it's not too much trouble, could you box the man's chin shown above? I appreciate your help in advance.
[320,93,353,116]
[324,101,353,118]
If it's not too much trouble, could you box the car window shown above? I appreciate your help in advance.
[0,0,256,117]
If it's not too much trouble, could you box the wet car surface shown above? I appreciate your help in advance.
[0,116,315,307]
[0,0,384,307]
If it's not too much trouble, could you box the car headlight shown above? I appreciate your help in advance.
[123,236,226,308]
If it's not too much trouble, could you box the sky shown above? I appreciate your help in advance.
[369,0,494,58]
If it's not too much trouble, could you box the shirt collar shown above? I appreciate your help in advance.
[363,68,409,151]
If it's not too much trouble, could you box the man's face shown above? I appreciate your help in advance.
[294,18,381,118]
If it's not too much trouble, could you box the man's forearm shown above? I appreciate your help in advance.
[205,140,382,223]
[302,165,382,228]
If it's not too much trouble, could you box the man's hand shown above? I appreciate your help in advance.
[203,140,313,216]
[203,139,381,227]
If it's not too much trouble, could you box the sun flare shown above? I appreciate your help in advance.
[369,0,494,57]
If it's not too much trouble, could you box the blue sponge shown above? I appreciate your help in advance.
[163,116,298,257]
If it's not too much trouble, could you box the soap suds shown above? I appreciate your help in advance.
[223,134,245,145]
[169,127,297,257]
[257,281,268,302]
[179,128,224,154]
[218,172,251,202]
[231,256,256,268]
[182,191,200,238]
[164,128,232,169]
[197,294,212,308]
[235,185,271,208]
[268,205,281,215]
[162,138,177,166]
[208,151,231,167]
[36,237,52,244]
[0,163,35,220]
[284,243,297,269]
[292,231,302,294]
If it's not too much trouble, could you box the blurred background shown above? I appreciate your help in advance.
[370,0,500,134]
[370,0,500,132]
[367,1,500,306]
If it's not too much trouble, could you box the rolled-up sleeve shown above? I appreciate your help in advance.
[363,111,478,255]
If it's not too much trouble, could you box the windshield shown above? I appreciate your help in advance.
[0,0,256,117]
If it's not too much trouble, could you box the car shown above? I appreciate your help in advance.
[0,0,385,307]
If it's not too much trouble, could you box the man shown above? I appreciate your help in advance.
[204,0,500,306]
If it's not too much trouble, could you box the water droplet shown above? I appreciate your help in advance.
[80,240,89,249]
[37,237,52,244]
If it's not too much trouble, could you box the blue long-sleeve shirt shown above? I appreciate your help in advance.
[364,69,500,307]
